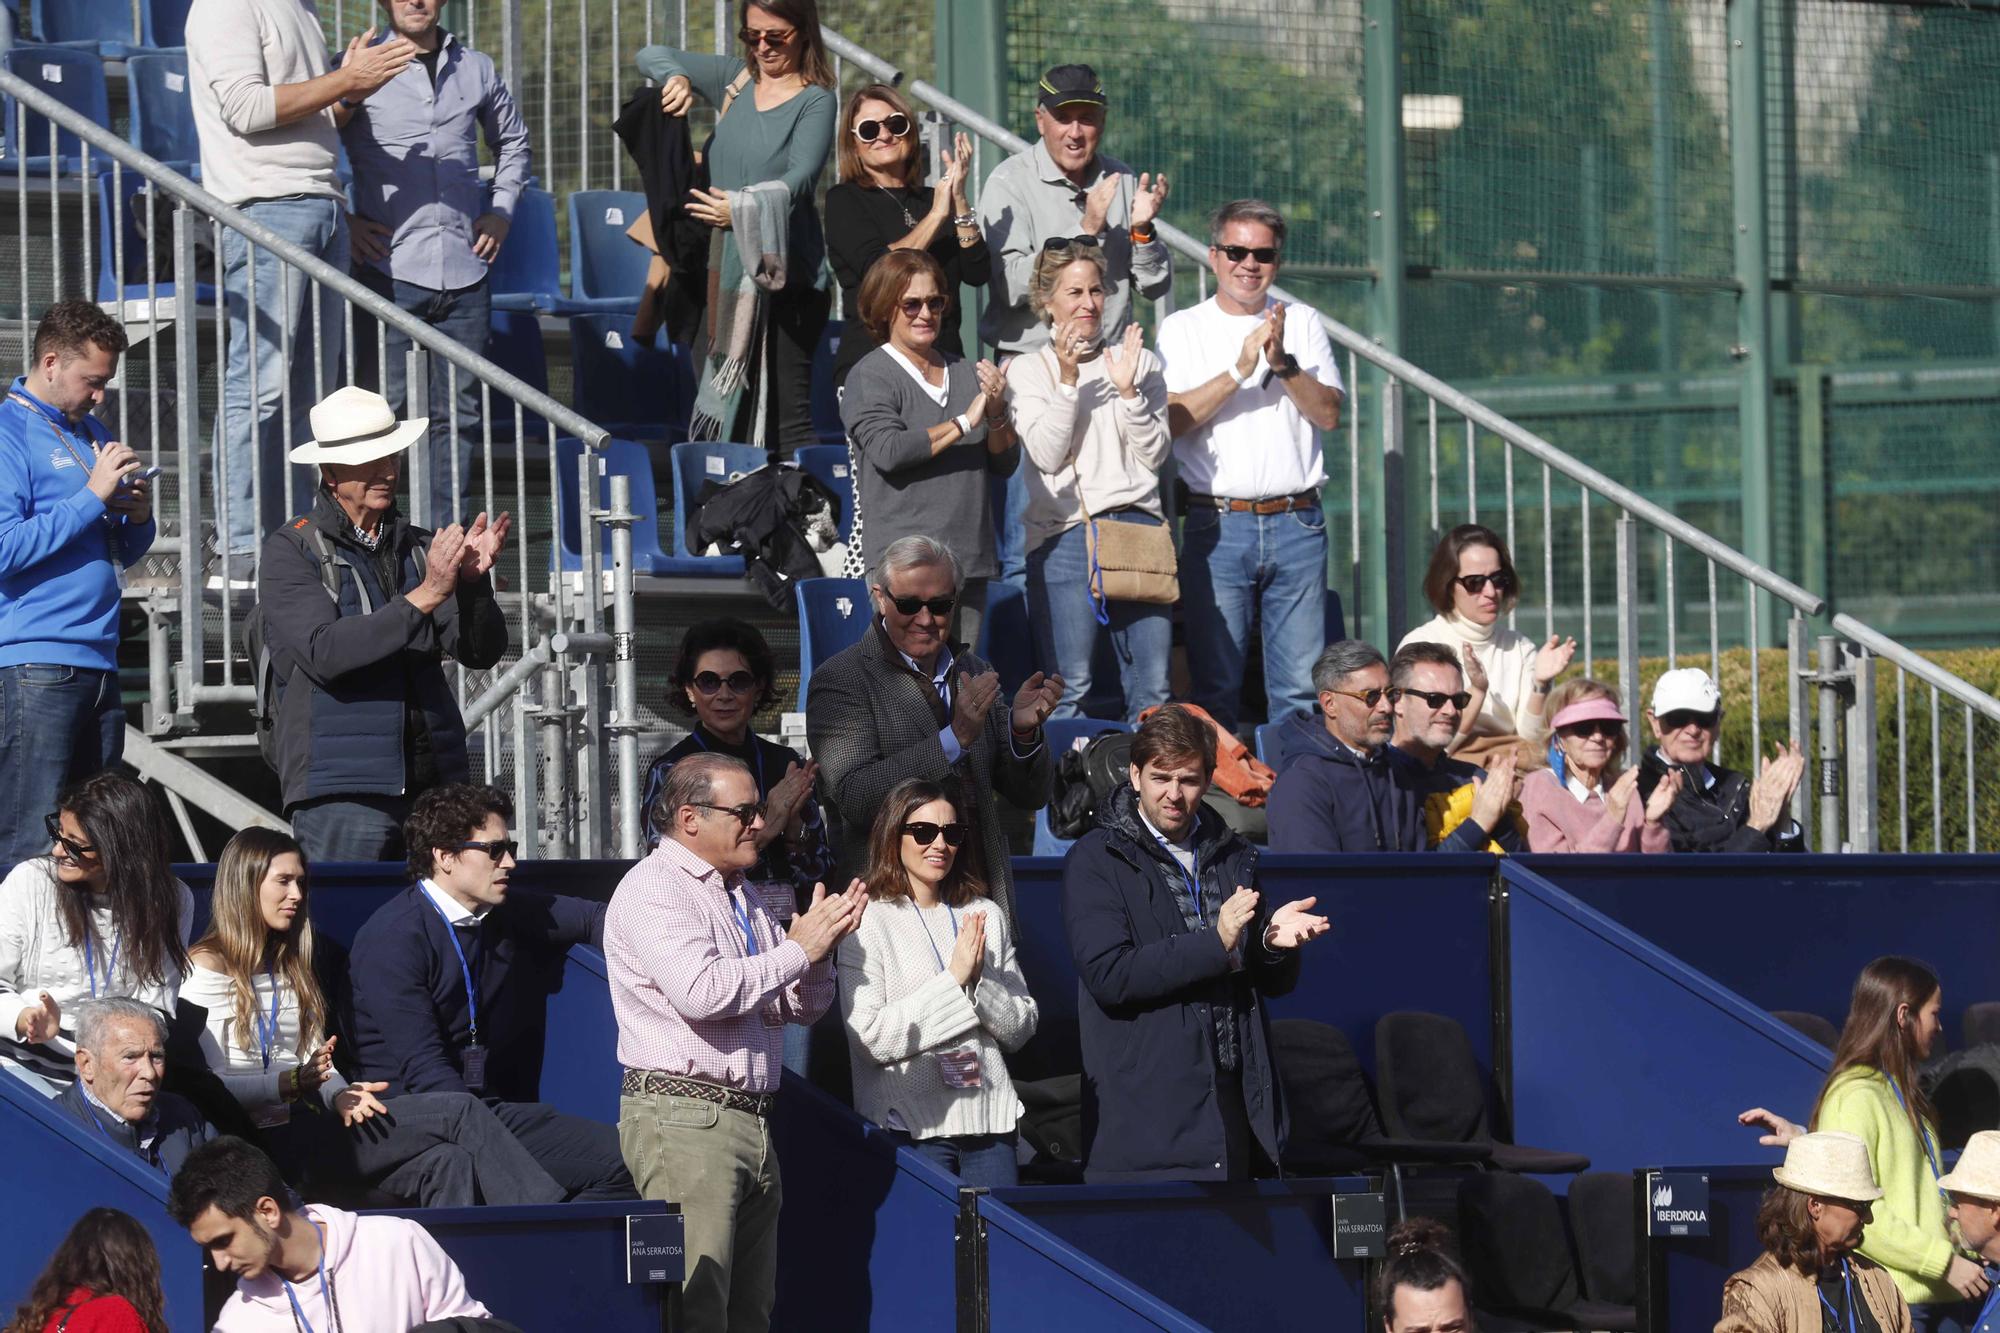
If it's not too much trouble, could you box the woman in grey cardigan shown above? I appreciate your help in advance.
[839,249,1018,648]
[838,777,1038,1187]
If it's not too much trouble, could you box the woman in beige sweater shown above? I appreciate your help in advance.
[837,777,1039,1187]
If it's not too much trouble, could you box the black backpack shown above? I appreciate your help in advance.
[1047,729,1137,840]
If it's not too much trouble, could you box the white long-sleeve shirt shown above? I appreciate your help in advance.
[0,857,192,1046]
[179,964,347,1126]
[185,0,344,208]
[1007,344,1174,555]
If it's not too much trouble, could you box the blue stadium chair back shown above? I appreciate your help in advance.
[810,320,845,443]
[670,440,768,569]
[1254,721,1293,771]
[567,189,650,310]
[552,437,673,575]
[977,581,1034,694]
[94,169,215,305]
[149,0,190,48]
[127,51,197,167]
[791,443,853,540]
[566,312,693,441]
[489,186,566,313]
[30,0,149,56]
[1032,718,1135,855]
[481,308,551,441]
[3,46,110,169]
[794,577,871,709]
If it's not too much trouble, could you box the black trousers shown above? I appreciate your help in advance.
[748,283,830,459]
[1215,1066,1277,1183]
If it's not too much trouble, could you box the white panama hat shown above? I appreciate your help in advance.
[287,386,429,466]
[1772,1130,1884,1202]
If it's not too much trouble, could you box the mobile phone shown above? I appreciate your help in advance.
[118,465,163,489]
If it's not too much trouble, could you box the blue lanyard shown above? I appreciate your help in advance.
[690,728,765,793]
[916,903,960,974]
[252,967,283,1071]
[1815,1257,1857,1333]
[422,890,480,1042]
[1887,1076,1948,1194]
[1974,1273,2000,1333]
[1151,834,1206,926]
[729,888,759,956]
[81,928,120,998]
[280,1218,335,1333]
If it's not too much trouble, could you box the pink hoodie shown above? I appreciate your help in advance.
[212,1204,491,1333]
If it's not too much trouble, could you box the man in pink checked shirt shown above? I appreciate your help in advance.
[604,750,867,1333]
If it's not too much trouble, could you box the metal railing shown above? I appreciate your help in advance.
[0,67,643,859]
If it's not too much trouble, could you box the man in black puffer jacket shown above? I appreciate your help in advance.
[1063,705,1331,1183]
[1635,667,1806,853]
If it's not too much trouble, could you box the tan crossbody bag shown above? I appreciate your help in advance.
[1084,498,1179,610]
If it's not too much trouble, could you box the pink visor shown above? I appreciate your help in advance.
[1551,696,1627,731]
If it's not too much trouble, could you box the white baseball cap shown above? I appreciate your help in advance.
[1650,667,1722,717]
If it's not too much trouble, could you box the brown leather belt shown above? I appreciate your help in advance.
[1185,490,1319,515]
[622,1069,776,1118]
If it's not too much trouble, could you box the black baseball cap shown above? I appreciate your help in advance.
[1038,64,1107,112]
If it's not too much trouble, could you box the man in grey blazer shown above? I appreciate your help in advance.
[806,536,1063,927]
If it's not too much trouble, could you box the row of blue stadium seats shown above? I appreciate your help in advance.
[6,0,192,58]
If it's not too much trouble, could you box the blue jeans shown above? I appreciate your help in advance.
[354,269,491,527]
[1909,1301,1976,1333]
[891,1129,1018,1188]
[217,198,349,556]
[1026,516,1171,724]
[0,664,123,868]
[1179,505,1329,731]
[991,468,1030,585]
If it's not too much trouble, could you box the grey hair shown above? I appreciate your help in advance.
[1389,641,1463,690]
[872,534,962,592]
[652,753,752,836]
[1210,198,1288,250]
[75,997,166,1054]
[1311,640,1387,694]
[1029,242,1110,322]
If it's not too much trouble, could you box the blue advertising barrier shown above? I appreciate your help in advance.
[1520,853,2000,1052]
[984,1177,1377,1331]
[1631,1164,1771,1333]
[411,1199,672,1329]
[980,1199,1208,1331]
[1503,861,1830,1174]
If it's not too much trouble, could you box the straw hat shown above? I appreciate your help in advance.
[1938,1130,2000,1201]
[1772,1131,1884,1201]
[287,386,428,465]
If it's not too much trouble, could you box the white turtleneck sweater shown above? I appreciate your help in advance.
[1398,611,1550,744]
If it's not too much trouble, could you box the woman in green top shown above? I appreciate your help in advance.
[1741,957,1988,1331]
[638,0,837,453]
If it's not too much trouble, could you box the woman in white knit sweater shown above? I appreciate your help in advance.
[0,772,191,1089]
[838,777,1039,1187]
[1398,522,1578,768]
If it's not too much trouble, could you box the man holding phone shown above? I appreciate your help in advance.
[0,302,154,868]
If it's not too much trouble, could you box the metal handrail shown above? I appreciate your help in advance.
[1834,614,2000,724]
[0,69,608,451]
[817,27,1824,617]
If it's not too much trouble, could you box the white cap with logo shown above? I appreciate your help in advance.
[1650,667,1722,717]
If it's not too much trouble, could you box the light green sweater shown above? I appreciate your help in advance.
[1816,1066,1960,1306]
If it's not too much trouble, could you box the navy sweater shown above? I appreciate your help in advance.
[1266,713,1497,853]
[347,884,605,1103]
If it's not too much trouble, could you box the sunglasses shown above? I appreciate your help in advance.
[1214,244,1280,265]
[694,801,767,829]
[880,589,956,618]
[691,670,759,697]
[1453,571,1516,596]
[1560,719,1626,740]
[1041,234,1102,254]
[853,113,912,144]
[1327,686,1401,709]
[1402,688,1473,711]
[1657,709,1720,732]
[898,296,950,319]
[453,838,519,861]
[44,811,95,861]
[738,26,795,48]
[903,821,968,848]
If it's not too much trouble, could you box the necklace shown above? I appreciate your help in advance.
[875,183,916,229]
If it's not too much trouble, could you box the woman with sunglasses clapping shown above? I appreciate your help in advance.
[1398,523,1578,769]
[1517,678,1681,853]
[826,84,989,391]
[837,777,1038,1187]
[0,773,190,1090]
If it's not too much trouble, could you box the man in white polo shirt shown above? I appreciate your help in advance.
[1157,199,1345,730]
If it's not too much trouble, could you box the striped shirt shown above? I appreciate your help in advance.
[603,837,835,1093]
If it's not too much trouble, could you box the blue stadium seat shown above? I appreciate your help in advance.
[93,168,216,306]
[1032,718,1134,855]
[148,0,189,48]
[481,308,551,443]
[126,51,197,170]
[794,577,871,709]
[977,580,1035,694]
[669,440,769,572]
[29,0,151,58]
[3,46,109,173]
[791,443,852,541]
[810,319,846,443]
[566,312,693,443]
[551,437,678,576]
[1255,721,1295,771]
[566,189,649,313]
[489,186,572,314]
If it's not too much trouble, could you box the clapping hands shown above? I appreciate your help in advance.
[1010,671,1065,734]
[786,879,869,963]
[1103,324,1144,398]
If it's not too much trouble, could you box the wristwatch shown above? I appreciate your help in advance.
[1270,354,1301,380]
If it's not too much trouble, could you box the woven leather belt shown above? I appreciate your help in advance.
[1185,490,1319,515]
[622,1069,776,1118]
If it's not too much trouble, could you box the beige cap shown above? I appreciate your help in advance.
[1772,1130,1884,1202]
[1938,1130,2000,1201]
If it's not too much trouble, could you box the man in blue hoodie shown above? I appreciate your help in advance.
[0,302,154,867]
[1267,639,1514,853]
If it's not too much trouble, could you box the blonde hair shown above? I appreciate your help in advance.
[1029,244,1110,323]
[189,829,324,1065]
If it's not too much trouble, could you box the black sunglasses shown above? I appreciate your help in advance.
[1657,709,1720,732]
[1402,688,1473,711]
[694,801,767,829]
[1041,234,1102,254]
[1453,571,1516,596]
[898,296,950,319]
[878,588,956,618]
[1327,686,1400,709]
[44,811,95,861]
[691,670,759,697]
[903,821,968,848]
[853,113,912,144]
[1214,244,1280,264]
[453,838,519,861]
[1560,719,1626,740]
